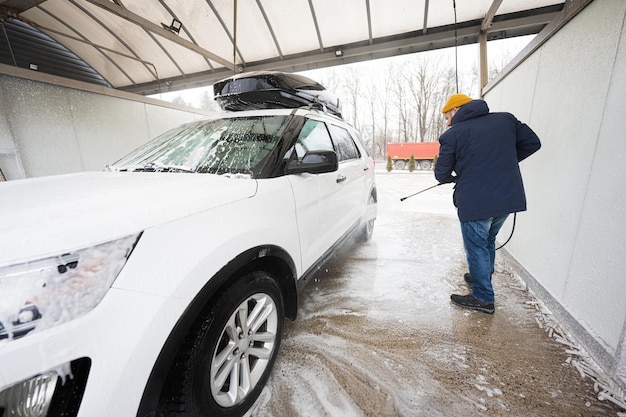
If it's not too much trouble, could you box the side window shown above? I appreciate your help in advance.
[329,125,361,162]
[294,119,334,161]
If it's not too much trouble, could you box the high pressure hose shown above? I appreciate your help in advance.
[400,184,516,250]
[496,213,516,250]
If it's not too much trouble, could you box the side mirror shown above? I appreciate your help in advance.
[286,150,338,174]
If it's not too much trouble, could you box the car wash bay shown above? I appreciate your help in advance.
[250,169,623,417]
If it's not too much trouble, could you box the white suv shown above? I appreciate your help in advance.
[0,72,377,417]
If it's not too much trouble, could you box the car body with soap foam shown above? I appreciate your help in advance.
[0,72,377,417]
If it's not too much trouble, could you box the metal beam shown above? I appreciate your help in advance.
[481,0,503,32]
[308,0,324,53]
[423,0,429,35]
[84,0,233,69]
[479,32,488,92]
[366,0,373,44]
[205,0,244,68]
[122,8,560,95]
[157,0,213,72]
[70,0,151,83]
[479,0,503,90]
[256,0,283,58]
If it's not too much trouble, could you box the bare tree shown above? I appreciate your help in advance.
[390,63,412,142]
[363,63,394,159]
[365,74,379,157]
[372,63,394,159]
[403,55,448,142]
[341,66,362,131]
[297,45,490,159]
[171,95,189,107]
[199,90,220,112]
[429,66,459,141]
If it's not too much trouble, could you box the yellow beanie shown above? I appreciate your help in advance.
[442,93,472,113]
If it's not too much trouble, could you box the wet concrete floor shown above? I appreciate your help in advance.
[251,170,623,417]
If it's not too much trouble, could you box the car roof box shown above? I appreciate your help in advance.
[213,71,342,118]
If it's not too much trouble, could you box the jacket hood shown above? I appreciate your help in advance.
[452,100,489,124]
[0,171,257,264]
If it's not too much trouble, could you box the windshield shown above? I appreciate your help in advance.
[108,115,290,177]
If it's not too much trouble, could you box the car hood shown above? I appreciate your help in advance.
[0,171,257,264]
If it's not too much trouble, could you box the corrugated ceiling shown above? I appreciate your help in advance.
[0,0,566,95]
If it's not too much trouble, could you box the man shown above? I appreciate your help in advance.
[435,93,541,314]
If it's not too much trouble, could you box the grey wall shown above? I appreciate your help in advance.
[0,64,213,180]
[484,0,626,390]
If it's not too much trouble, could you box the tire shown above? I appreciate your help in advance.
[160,272,284,417]
[356,192,376,242]
[393,160,406,170]
[419,160,432,170]
[358,217,375,242]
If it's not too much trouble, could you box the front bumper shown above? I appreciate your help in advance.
[0,357,90,417]
[0,288,188,417]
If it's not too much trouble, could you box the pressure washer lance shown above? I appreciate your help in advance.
[399,182,516,250]
[399,183,444,201]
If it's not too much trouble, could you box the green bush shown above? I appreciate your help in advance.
[408,155,416,172]
[386,156,393,172]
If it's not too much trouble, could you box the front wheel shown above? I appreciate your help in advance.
[160,272,284,417]
[356,192,376,242]
[419,160,432,170]
[393,160,406,170]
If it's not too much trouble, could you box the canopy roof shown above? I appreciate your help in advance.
[0,0,565,95]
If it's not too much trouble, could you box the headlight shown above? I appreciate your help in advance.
[0,234,140,342]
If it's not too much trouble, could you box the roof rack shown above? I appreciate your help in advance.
[213,71,343,119]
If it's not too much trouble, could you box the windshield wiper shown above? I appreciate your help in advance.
[107,162,196,173]
[147,162,196,173]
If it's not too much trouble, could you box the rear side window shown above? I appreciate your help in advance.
[329,125,360,161]
[294,119,334,161]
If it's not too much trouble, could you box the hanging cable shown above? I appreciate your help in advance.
[496,213,516,250]
[233,0,238,74]
[452,0,459,93]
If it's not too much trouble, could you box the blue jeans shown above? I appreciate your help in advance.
[460,214,509,304]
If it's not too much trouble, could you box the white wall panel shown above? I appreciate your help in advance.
[565,4,626,350]
[0,70,210,179]
[69,91,150,171]
[143,104,200,145]
[486,0,626,375]
[2,79,84,177]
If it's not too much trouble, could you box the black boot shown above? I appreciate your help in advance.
[450,294,495,314]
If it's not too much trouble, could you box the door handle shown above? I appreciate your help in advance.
[336,174,346,183]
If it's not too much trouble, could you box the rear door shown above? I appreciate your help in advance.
[325,123,369,242]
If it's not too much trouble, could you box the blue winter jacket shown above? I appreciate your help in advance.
[435,100,541,222]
